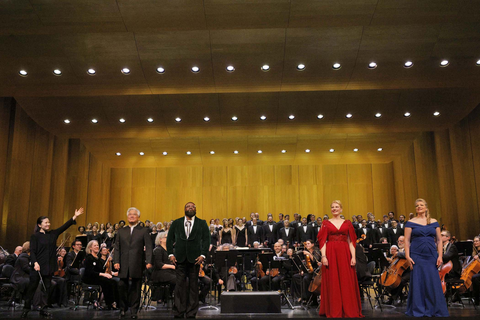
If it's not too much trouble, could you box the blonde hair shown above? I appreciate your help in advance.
[331,200,343,209]
[86,240,98,254]
[473,235,480,257]
[415,198,431,225]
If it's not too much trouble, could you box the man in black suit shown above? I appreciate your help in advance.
[387,221,404,245]
[246,213,256,227]
[114,207,153,319]
[263,215,276,247]
[398,215,406,230]
[356,219,375,248]
[296,217,314,244]
[255,213,264,226]
[4,246,22,267]
[274,213,285,242]
[381,215,391,229]
[372,220,388,242]
[167,202,210,318]
[278,220,295,247]
[441,230,462,279]
[65,240,84,281]
[248,218,264,246]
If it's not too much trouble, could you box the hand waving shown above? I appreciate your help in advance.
[73,208,84,220]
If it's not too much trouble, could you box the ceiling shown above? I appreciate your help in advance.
[2,0,480,167]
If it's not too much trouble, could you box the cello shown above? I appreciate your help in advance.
[438,261,453,294]
[380,256,410,289]
[457,258,480,293]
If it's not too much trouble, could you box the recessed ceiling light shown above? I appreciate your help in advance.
[261,65,270,72]
[305,149,311,153]
[297,64,306,71]
[116,152,121,156]
[353,148,359,152]
[260,115,267,121]
[440,60,449,67]
[288,115,295,120]
[231,116,238,121]
[332,63,341,70]
[210,151,215,155]
[63,119,70,124]
[175,117,182,122]
[368,62,377,69]
[119,118,126,123]
[156,67,165,74]
[91,119,98,124]
[53,69,62,76]
[203,117,210,122]
[139,152,145,156]
[186,151,191,155]
[87,68,96,75]
[226,65,235,72]
[121,68,131,75]
[317,114,324,119]
[375,113,382,118]
[233,150,239,154]
[476,59,480,66]
[433,111,441,117]
[346,113,353,119]
[329,149,335,153]
[404,112,411,117]
[281,150,286,153]
[404,61,414,68]
[162,151,168,156]
[257,150,262,154]
[191,66,200,73]
[377,148,383,152]
[19,70,28,77]
[147,118,154,123]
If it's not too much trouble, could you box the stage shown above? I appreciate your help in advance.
[0,299,478,319]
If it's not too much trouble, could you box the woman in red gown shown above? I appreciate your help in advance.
[318,200,363,318]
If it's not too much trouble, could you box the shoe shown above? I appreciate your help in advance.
[119,310,125,319]
[40,310,53,318]
[108,305,119,310]
[384,299,393,305]
[21,309,29,318]
[131,316,137,319]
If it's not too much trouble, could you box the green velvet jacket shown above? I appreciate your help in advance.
[167,216,210,264]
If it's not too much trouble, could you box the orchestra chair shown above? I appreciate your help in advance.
[79,268,102,310]
[358,261,381,311]
[0,265,17,309]
[67,274,83,311]
[445,278,476,309]
[141,269,173,310]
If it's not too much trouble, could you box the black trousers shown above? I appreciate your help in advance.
[118,277,142,314]
[23,272,52,310]
[472,273,480,301]
[174,261,200,318]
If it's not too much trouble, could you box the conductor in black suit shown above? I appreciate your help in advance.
[167,202,210,318]
[114,207,153,319]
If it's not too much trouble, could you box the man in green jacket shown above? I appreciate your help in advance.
[167,202,210,318]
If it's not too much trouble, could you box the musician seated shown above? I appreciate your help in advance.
[257,242,287,291]
[470,235,480,306]
[386,245,399,263]
[99,245,118,278]
[441,230,462,280]
[291,240,321,304]
[198,262,212,304]
[65,240,84,282]
[151,232,176,303]
[385,236,410,305]
[4,246,22,267]
[83,240,119,310]
[9,242,31,305]
[51,247,68,307]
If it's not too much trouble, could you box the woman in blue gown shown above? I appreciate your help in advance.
[404,198,449,317]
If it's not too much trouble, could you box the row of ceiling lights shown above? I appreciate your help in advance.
[63,111,441,124]
[17,59,480,77]
[114,147,383,157]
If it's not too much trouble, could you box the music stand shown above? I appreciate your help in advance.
[454,241,473,258]
[198,249,219,311]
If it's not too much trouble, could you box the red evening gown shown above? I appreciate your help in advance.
[318,220,364,318]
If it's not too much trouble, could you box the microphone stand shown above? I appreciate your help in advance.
[290,254,307,310]
[198,251,219,311]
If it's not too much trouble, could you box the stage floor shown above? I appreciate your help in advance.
[0,299,479,319]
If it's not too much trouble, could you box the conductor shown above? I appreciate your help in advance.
[167,202,210,318]
[114,207,153,319]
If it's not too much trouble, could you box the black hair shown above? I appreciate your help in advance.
[72,240,82,247]
[119,220,125,225]
[34,216,49,233]
[78,226,85,232]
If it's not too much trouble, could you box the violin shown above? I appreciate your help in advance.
[357,234,366,244]
[103,248,115,275]
[303,242,315,273]
[228,266,238,275]
[54,256,65,277]
[199,263,205,277]
[256,261,265,278]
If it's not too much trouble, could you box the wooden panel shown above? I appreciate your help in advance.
[322,164,349,215]
[227,186,247,218]
[434,130,458,234]
[48,136,69,232]
[247,166,275,186]
[87,155,110,226]
[347,164,373,219]
[400,143,418,216]
[131,168,156,221]
[468,106,480,232]
[275,165,298,186]
[372,163,396,218]
[392,156,407,218]
[0,98,13,243]
[109,168,132,223]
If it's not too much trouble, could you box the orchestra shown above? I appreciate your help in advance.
[2,205,480,318]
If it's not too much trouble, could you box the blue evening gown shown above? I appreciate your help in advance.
[405,221,449,317]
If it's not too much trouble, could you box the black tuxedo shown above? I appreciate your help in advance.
[114,224,153,315]
[369,224,387,243]
[5,253,18,267]
[356,227,374,248]
[65,250,84,280]
[278,227,295,246]
[256,219,264,226]
[263,223,276,246]
[443,242,462,279]
[248,225,264,246]
[381,221,391,229]
[398,221,406,230]
[387,227,404,245]
[274,220,285,242]
[296,225,315,243]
